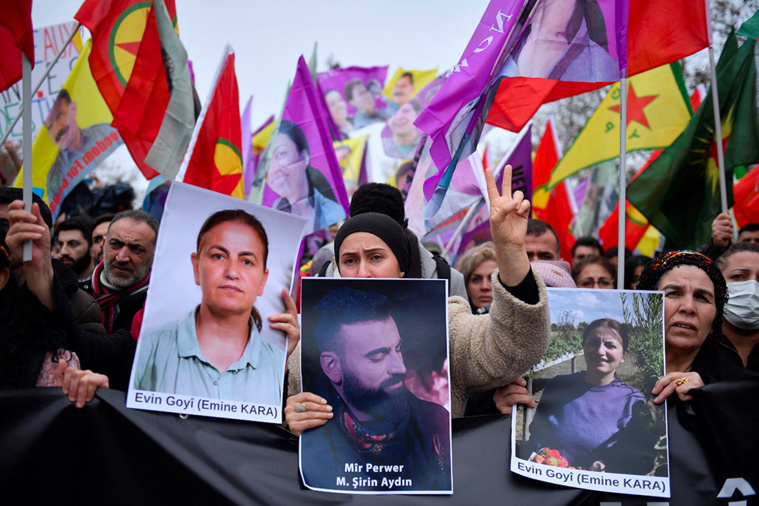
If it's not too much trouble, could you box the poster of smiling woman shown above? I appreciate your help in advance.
[299,278,453,494]
[127,182,308,423]
[261,56,349,235]
[511,288,669,498]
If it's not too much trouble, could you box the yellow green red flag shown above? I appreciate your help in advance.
[548,63,692,189]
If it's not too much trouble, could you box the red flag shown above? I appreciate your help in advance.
[486,0,708,133]
[733,165,759,228]
[0,0,33,92]
[179,47,244,199]
[75,0,177,114]
[532,119,575,261]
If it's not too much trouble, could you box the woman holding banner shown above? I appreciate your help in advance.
[285,164,552,432]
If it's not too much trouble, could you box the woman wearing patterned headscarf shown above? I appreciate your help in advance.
[635,251,731,404]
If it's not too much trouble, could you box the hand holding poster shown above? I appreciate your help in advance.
[299,278,453,494]
[128,182,308,423]
[511,288,668,497]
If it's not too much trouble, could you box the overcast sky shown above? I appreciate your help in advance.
[33,0,490,129]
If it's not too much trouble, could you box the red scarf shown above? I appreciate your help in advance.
[90,261,150,333]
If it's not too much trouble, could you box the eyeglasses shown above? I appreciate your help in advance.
[578,277,614,288]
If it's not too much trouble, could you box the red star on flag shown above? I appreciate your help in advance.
[609,84,658,129]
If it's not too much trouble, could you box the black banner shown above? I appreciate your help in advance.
[1,379,757,505]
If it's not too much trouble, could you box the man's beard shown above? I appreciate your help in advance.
[61,253,92,278]
[342,372,410,425]
[103,259,149,289]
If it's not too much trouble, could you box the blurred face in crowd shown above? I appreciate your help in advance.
[467,259,497,309]
[91,220,110,264]
[525,231,559,261]
[573,245,601,266]
[720,251,759,283]
[59,229,92,277]
[103,218,156,288]
[576,263,614,289]
[738,229,759,245]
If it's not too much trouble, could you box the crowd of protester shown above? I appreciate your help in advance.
[2,169,758,474]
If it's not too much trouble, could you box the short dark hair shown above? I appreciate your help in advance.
[350,183,405,225]
[109,209,159,238]
[400,72,414,85]
[624,254,650,288]
[344,78,365,102]
[582,318,629,351]
[738,223,759,239]
[716,241,759,271]
[58,214,94,248]
[312,288,393,353]
[526,219,560,257]
[572,236,604,257]
[571,255,616,284]
[0,187,53,229]
[93,213,116,230]
[277,120,310,157]
[196,209,269,269]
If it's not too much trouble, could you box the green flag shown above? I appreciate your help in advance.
[627,28,759,250]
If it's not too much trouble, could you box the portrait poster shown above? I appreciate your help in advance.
[511,288,669,498]
[261,57,349,235]
[299,278,453,494]
[127,182,308,423]
[317,65,389,132]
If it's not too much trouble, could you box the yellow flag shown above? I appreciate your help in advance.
[16,40,122,218]
[334,135,367,192]
[548,63,692,189]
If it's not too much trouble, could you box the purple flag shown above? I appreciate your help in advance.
[241,95,254,199]
[262,56,349,234]
[414,0,531,172]
[317,65,390,133]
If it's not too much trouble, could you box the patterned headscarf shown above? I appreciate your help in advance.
[635,250,727,336]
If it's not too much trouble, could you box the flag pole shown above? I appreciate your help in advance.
[705,0,728,214]
[441,199,483,258]
[22,53,33,261]
[616,74,628,289]
[1,22,81,146]
[440,144,511,257]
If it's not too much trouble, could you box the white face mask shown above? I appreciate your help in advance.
[724,280,759,330]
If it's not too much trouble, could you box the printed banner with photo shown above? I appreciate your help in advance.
[261,56,349,235]
[16,39,122,218]
[511,288,669,498]
[127,182,308,423]
[1,21,83,140]
[299,278,453,495]
[317,65,389,134]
